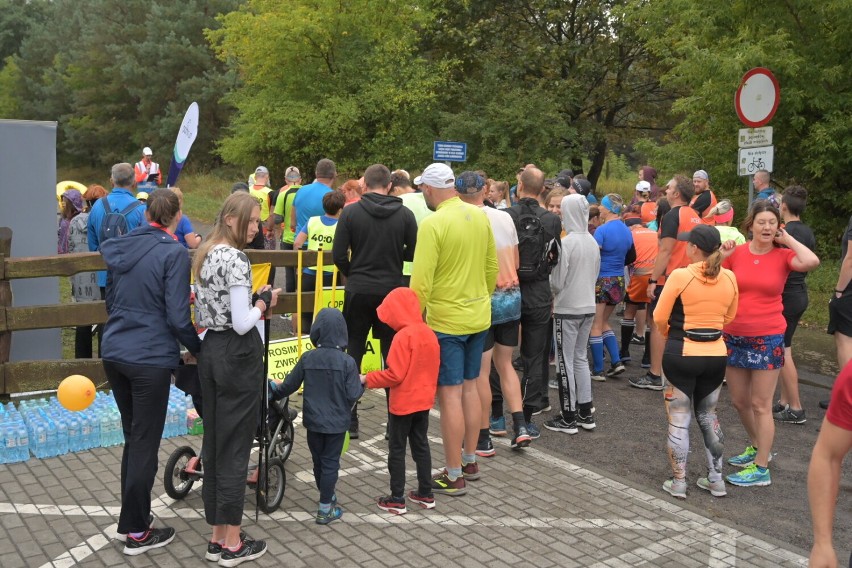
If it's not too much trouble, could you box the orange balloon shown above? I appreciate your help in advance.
[58,375,96,412]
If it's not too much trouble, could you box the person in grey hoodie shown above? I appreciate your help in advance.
[543,194,601,434]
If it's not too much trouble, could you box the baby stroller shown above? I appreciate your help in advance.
[163,363,298,513]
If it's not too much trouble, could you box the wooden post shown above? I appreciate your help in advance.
[0,227,13,395]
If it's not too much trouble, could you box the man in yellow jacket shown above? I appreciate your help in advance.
[410,163,497,497]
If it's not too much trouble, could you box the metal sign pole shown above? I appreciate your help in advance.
[748,175,754,204]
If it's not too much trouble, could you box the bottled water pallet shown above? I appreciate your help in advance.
[0,386,189,463]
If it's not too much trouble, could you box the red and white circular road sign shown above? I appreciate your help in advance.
[735,67,779,128]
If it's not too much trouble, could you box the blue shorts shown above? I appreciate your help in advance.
[723,333,785,370]
[436,330,488,386]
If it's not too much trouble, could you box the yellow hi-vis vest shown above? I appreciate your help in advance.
[249,186,272,221]
[306,216,336,272]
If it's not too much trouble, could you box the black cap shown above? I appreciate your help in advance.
[572,178,592,196]
[455,171,484,194]
[677,224,721,253]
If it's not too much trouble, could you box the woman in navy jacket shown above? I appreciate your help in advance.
[100,189,201,555]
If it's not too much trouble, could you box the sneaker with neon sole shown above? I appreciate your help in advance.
[725,463,771,487]
[431,470,467,496]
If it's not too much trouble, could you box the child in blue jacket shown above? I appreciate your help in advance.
[270,308,363,524]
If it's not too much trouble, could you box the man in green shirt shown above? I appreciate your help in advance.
[411,163,498,497]
[272,166,303,293]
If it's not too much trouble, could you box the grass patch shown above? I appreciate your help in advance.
[57,166,240,225]
[801,258,837,329]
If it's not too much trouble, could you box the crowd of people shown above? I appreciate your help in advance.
[63,153,851,566]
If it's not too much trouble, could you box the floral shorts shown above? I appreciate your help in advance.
[723,333,785,370]
[595,276,625,306]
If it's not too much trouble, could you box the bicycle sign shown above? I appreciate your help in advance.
[737,145,774,177]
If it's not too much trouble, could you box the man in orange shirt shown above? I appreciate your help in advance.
[631,175,701,390]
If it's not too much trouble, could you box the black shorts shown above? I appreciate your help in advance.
[782,289,808,347]
[828,293,852,337]
[484,319,520,350]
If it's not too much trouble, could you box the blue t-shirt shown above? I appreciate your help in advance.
[292,180,333,242]
[594,219,634,277]
[175,215,194,248]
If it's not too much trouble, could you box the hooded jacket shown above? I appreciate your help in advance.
[364,288,439,415]
[332,191,418,295]
[273,308,363,433]
[551,195,601,316]
[100,224,200,368]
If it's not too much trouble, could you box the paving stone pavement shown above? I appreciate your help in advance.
[0,390,809,567]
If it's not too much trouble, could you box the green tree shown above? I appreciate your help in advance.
[209,0,453,177]
[635,0,852,248]
[423,0,672,184]
[13,0,240,169]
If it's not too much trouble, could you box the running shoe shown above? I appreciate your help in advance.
[773,404,806,424]
[377,495,407,515]
[727,445,757,467]
[489,416,507,437]
[663,478,687,499]
[219,536,267,566]
[475,437,496,457]
[725,463,771,487]
[512,356,524,371]
[629,373,663,391]
[123,527,176,556]
[577,411,596,431]
[548,379,559,390]
[431,470,467,496]
[543,416,578,435]
[532,404,551,416]
[315,506,343,524]
[606,362,626,377]
[510,426,532,450]
[206,532,247,562]
[408,491,436,509]
[526,422,541,440]
[462,460,481,481]
[771,402,786,414]
[631,333,645,345]
[696,477,727,497]
[591,371,606,382]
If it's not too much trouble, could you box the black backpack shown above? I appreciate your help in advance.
[515,202,559,282]
[98,196,142,244]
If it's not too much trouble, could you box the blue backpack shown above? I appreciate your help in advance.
[98,196,142,244]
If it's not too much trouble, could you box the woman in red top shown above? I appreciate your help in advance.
[719,201,819,487]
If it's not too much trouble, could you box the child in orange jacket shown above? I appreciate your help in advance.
[362,287,440,515]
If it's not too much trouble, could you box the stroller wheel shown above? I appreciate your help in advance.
[257,458,286,513]
[164,446,197,500]
[269,421,295,463]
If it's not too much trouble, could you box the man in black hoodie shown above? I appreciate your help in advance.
[333,163,418,437]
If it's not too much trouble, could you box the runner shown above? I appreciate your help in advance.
[544,194,600,434]
[410,163,497,496]
[455,171,531,456]
[652,225,738,499]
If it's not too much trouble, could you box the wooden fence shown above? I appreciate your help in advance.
[0,227,333,396]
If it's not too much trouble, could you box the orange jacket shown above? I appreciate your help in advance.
[135,160,162,185]
[364,287,439,415]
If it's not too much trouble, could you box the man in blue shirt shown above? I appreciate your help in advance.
[292,158,336,244]
[87,163,148,289]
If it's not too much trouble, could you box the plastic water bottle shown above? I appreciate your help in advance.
[16,422,27,462]
[32,421,46,458]
[67,415,80,452]
[55,418,68,456]
[0,424,8,464]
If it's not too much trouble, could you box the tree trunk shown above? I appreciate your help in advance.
[587,139,608,190]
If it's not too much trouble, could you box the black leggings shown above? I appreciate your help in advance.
[199,327,264,526]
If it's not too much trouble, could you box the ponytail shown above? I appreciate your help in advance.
[703,249,723,279]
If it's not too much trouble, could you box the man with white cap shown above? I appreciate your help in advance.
[249,166,275,248]
[134,147,161,186]
[690,169,717,225]
[410,163,497,496]
[272,166,304,289]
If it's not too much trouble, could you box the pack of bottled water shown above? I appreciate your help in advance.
[7,386,189,461]
[162,385,189,439]
[0,402,29,464]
